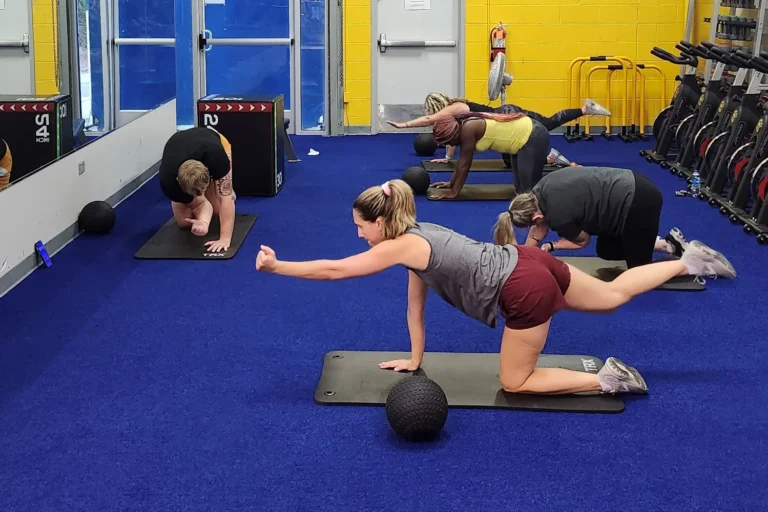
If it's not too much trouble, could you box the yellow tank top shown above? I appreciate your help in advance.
[474,117,533,155]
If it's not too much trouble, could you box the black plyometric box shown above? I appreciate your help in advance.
[0,94,74,183]
[197,94,285,197]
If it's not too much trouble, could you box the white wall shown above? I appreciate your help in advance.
[0,99,177,274]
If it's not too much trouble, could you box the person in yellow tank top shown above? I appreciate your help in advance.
[429,111,552,200]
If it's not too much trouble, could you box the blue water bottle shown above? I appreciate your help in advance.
[690,170,701,197]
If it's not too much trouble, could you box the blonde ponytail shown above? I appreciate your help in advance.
[493,211,517,246]
[493,192,540,246]
[353,179,417,239]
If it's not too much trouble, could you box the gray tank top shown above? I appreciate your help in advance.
[405,222,519,328]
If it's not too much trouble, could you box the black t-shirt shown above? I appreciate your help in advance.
[466,101,495,113]
[158,127,230,204]
[533,167,637,240]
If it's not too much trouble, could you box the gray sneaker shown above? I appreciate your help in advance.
[584,98,611,117]
[681,240,737,279]
[597,357,648,394]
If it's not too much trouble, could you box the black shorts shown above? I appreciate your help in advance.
[596,172,662,268]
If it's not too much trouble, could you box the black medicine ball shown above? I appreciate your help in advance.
[413,133,437,157]
[402,166,431,195]
[78,200,116,235]
[385,376,448,441]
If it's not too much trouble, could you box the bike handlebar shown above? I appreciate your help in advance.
[650,47,698,67]
[676,41,710,59]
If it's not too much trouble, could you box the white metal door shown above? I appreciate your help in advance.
[374,0,462,133]
[0,1,34,95]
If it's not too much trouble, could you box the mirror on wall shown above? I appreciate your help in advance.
[0,0,176,191]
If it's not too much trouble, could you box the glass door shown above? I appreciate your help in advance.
[194,0,295,132]
[110,0,176,128]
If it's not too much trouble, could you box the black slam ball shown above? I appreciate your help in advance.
[413,133,437,157]
[385,376,448,441]
[78,200,116,235]
[402,166,431,195]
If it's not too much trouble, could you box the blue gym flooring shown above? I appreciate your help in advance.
[1,134,766,511]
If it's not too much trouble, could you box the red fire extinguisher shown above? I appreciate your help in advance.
[490,22,506,62]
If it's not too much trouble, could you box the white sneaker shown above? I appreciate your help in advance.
[546,148,572,167]
[584,99,612,117]
[681,240,737,279]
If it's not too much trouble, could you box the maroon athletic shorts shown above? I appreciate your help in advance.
[498,245,572,330]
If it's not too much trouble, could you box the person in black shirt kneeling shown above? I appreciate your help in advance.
[158,127,236,252]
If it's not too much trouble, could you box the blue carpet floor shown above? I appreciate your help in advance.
[1,134,766,511]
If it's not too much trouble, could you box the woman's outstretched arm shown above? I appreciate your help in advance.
[256,239,406,280]
[387,102,469,128]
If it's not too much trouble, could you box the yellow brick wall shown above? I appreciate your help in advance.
[343,0,371,126]
[32,0,60,95]
[339,0,718,129]
[466,0,692,131]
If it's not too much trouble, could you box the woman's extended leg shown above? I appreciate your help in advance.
[564,240,737,313]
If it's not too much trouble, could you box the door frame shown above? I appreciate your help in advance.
[191,0,297,135]
[369,0,466,135]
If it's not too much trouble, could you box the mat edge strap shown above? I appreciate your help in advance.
[314,350,625,413]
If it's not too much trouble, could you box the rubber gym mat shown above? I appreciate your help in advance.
[426,184,516,201]
[422,159,561,173]
[314,351,625,413]
[134,214,257,260]
[558,256,706,291]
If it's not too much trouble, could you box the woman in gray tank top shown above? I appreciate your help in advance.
[256,179,736,396]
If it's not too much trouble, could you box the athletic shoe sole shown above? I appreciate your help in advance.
[606,357,648,394]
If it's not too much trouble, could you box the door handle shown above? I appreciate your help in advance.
[0,34,30,54]
[377,33,455,53]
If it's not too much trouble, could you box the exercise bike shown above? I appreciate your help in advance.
[690,48,752,183]
[698,50,768,210]
[666,43,733,177]
[741,157,768,244]
[640,44,701,164]
[711,53,768,225]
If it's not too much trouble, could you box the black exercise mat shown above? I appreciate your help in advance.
[426,184,516,201]
[559,256,705,291]
[422,159,561,173]
[134,214,257,260]
[315,351,625,413]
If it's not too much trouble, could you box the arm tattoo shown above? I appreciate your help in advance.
[215,172,233,196]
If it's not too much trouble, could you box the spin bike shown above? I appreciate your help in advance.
[698,50,768,211]
[711,53,768,235]
[666,43,734,177]
[640,44,701,164]
[689,48,752,182]
[740,156,768,244]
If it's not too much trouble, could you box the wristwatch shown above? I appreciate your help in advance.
[547,241,556,252]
